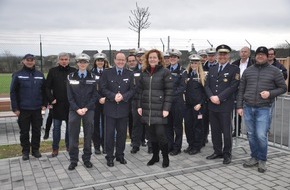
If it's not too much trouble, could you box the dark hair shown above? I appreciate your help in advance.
[127,54,136,62]
[268,48,276,55]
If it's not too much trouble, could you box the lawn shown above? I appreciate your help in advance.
[0,139,83,159]
[0,73,12,96]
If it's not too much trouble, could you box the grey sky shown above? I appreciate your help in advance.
[0,0,290,55]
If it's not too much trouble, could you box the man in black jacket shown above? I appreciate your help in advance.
[10,54,47,160]
[231,47,253,137]
[46,52,76,157]
[237,46,287,173]
[100,52,135,167]
[268,48,288,80]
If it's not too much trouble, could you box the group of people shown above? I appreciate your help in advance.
[10,44,287,173]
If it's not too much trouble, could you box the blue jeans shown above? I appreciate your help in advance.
[52,119,69,150]
[243,104,272,161]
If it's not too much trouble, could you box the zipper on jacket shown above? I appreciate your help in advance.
[254,67,261,104]
[148,75,152,126]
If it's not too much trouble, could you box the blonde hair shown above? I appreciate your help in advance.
[142,49,165,72]
[186,61,206,86]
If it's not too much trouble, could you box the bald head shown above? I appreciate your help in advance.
[239,46,250,61]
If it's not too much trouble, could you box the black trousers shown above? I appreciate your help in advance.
[146,124,167,146]
[92,104,104,150]
[233,111,242,134]
[167,101,184,151]
[45,108,53,130]
[209,110,232,156]
[69,110,94,163]
[18,109,42,154]
[131,100,146,147]
[184,107,203,150]
[105,116,128,160]
[202,103,210,144]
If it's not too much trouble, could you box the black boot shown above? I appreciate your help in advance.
[147,142,159,166]
[43,127,50,140]
[160,143,169,168]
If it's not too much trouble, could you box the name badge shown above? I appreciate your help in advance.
[134,73,140,77]
[69,80,79,85]
[123,78,129,81]
[86,80,96,84]
[95,76,100,80]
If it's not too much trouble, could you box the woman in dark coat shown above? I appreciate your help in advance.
[183,54,206,155]
[137,49,173,168]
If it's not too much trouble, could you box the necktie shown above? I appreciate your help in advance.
[170,67,174,72]
[218,65,223,75]
[118,70,121,76]
[81,73,84,79]
[99,70,102,75]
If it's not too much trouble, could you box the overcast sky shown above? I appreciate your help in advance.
[0,0,290,55]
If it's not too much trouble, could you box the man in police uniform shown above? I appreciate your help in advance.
[67,53,99,170]
[100,52,135,167]
[205,44,240,164]
[167,48,187,155]
[202,47,217,146]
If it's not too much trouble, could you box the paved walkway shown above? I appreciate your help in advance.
[0,116,290,190]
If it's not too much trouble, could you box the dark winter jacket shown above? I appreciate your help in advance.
[10,65,47,111]
[46,65,76,120]
[271,58,288,80]
[236,63,287,108]
[137,65,173,125]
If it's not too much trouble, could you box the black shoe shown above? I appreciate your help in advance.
[68,163,77,170]
[107,160,114,167]
[223,155,232,164]
[183,147,192,153]
[84,161,93,168]
[32,151,42,158]
[94,149,101,155]
[116,157,127,164]
[141,141,147,147]
[188,149,200,155]
[206,153,223,160]
[130,147,140,154]
[162,156,169,168]
[43,132,49,140]
[22,153,29,161]
[170,149,181,156]
[148,147,153,154]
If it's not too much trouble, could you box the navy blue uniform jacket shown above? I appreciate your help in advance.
[100,68,135,118]
[205,63,240,112]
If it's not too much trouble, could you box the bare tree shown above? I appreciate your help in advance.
[128,2,151,48]
[1,50,19,72]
